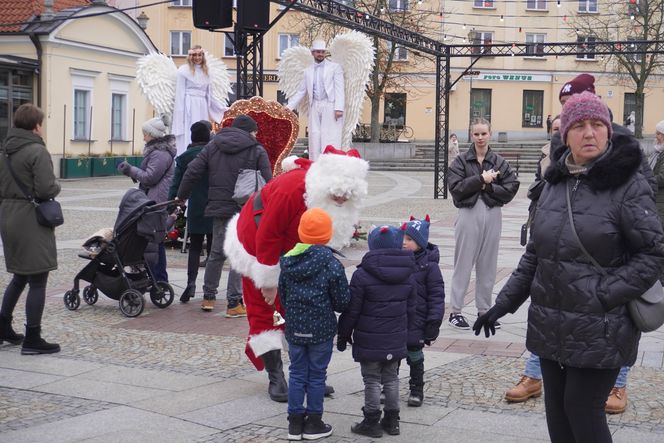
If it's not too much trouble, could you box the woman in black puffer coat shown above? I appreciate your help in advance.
[474,92,664,443]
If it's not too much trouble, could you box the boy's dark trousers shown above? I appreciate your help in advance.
[407,346,425,405]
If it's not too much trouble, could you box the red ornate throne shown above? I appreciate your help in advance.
[220,96,299,176]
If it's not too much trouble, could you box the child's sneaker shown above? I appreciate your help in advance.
[448,313,470,330]
[288,413,305,441]
[380,409,400,436]
[302,414,332,440]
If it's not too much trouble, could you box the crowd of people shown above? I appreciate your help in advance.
[2,62,664,443]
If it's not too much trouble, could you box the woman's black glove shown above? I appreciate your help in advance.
[424,320,442,345]
[472,304,509,338]
[336,335,352,352]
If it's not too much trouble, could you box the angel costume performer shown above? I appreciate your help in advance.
[280,32,374,159]
[287,40,345,161]
[224,147,368,399]
[172,49,227,155]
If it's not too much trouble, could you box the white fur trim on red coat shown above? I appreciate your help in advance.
[223,213,281,289]
[248,329,288,357]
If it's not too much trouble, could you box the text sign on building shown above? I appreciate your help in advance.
[478,72,552,82]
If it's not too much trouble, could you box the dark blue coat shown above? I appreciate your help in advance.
[168,142,213,234]
[408,244,445,347]
[338,249,417,362]
[279,245,351,345]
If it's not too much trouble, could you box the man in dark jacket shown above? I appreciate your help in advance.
[177,115,272,314]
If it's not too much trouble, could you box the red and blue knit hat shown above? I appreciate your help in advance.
[404,215,430,250]
[368,224,406,250]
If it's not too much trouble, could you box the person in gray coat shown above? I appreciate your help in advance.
[474,92,664,443]
[177,115,272,314]
[117,116,176,283]
[0,104,60,355]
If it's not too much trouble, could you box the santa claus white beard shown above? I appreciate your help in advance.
[307,196,360,250]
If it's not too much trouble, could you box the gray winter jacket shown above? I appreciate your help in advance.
[177,127,272,219]
[495,135,664,369]
[124,135,176,203]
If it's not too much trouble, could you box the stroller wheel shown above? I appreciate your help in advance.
[119,289,145,317]
[150,281,175,309]
[63,290,80,311]
[83,286,99,305]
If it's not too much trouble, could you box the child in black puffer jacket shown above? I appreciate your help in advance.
[402,215,445,407]
[338,224,417,438]
[279,208,350,441]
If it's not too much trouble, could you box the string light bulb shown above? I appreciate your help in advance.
[557,0,561,7]
[500,15,504,22]
[463,23,466,29]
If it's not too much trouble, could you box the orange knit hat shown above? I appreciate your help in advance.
[298,208,333,245]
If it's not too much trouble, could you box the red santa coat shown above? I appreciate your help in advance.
[224,168,308,369]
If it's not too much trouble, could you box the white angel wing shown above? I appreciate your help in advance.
[330,31,376,149]
[205,51,232,106]
[278,46,314,115]
[136,52,177,116]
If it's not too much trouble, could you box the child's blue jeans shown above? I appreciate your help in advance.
[287,339,333,415]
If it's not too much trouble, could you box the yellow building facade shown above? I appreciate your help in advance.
[128,0,663,142]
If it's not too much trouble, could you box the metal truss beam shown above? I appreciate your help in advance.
[448,40,664,58]
[271,0,442,56]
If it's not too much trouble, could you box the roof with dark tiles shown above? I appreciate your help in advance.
[0,0,91,32]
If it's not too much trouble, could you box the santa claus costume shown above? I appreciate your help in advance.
[224,146,369,401]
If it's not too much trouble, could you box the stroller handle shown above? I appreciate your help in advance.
[145,199,180,212]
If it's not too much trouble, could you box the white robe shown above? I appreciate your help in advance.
[172,64,226,155]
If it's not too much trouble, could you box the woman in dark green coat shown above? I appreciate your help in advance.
[0,104,60,355]
[168,120,214,302]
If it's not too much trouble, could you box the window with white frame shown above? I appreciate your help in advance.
[73,89,90,140]
[71,69,96,140]
[471,31,494,55]
[527,0,547,10]
[388,0,408,11]
[525,33,546,57]
[578,0,598,13]
[278,33,300,58]
[170,31,192,56]
[109,75,130,141]
[170,0,192,6]
[474,0,495,8]
[111,93,126,140]
[576,35,597,59]
[224,33,235,57]
[386,41,408,61]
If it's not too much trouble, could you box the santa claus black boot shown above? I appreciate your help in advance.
[261,349,288,402]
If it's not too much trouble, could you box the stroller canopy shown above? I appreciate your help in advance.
[115,189,168,243]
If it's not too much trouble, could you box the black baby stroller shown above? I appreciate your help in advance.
[64,189,176,317]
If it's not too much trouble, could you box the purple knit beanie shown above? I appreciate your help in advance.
[559,91,612,144]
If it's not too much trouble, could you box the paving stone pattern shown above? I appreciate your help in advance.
[0,388,114,433]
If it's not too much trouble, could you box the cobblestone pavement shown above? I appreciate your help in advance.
[1,172,664,442]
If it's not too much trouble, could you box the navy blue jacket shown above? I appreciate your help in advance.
[338,248,417,362]
[279,245,351,345]
[408,244,446,347]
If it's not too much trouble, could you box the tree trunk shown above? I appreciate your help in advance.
[370,94,381,142]
[634,87,645,139]
[370,36,381,143]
